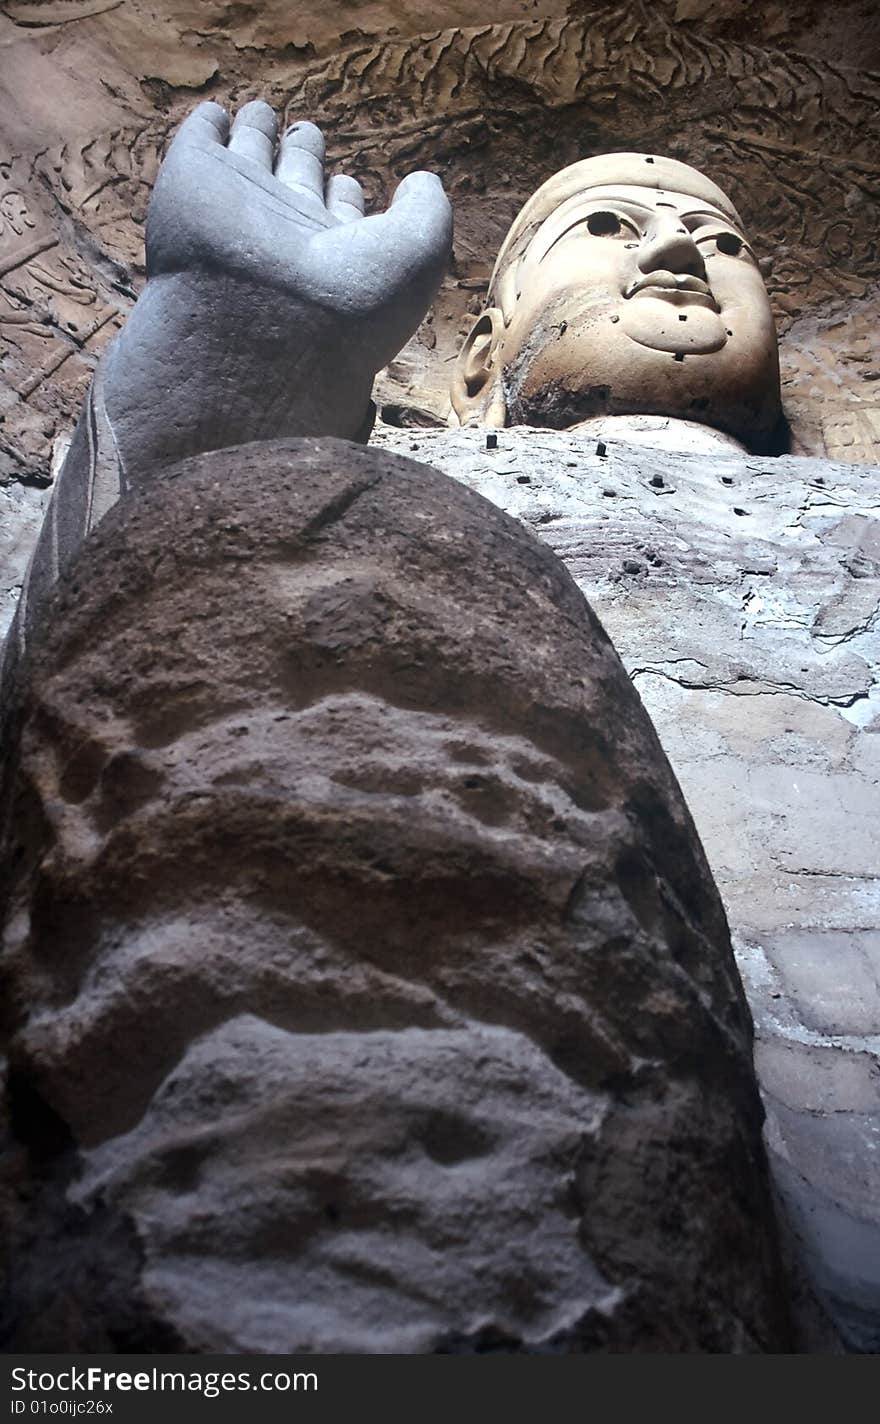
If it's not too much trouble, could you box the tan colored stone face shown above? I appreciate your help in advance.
[453,157,782,450]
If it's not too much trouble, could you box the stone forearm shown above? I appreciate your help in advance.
[4,270,378,667]
[103,272,376,479]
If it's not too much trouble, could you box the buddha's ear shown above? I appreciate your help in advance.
[450,308,507,427]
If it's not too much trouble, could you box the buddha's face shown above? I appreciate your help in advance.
[452,157,782,449]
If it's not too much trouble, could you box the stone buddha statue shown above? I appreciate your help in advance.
[451,152,783,455]
[0,103,793,1352]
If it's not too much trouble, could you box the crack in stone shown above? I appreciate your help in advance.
[629,665,872,710]
[773,865,880,882]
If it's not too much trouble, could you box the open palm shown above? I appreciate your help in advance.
[147,100,453,373]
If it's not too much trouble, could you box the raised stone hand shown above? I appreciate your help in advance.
[103,99,453,471]
[7,101,451,664]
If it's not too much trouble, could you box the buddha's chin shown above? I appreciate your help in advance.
[620,295,728,353]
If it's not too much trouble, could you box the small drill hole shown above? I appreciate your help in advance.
[673,352,685,362]
[678,314,687,321]
[645,156,654,164]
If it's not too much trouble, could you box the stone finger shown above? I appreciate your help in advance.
[228,100,277,169]
[326,173,365,224]
[167,101,229,154]
[276,120,326,200]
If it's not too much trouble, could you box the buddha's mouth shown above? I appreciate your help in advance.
[624,271,718,311]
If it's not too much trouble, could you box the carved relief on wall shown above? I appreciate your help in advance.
[0,118,166,483]
[0,157,122,483]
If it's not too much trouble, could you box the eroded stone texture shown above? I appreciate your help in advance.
[372,422,880,1350]
[0,481,47,638]
[0,438,790,1352]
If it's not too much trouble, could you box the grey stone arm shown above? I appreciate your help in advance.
[8,100,452,661]
[108,101,452,469]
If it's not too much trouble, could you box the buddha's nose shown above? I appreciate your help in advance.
[638,212,706,279]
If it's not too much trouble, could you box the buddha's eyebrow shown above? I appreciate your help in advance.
[545,195,655,225]
[532,197,653,262]
[583,197,654,217]
[682,207,745,230]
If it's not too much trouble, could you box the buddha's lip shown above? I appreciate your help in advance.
[625,271,717,307]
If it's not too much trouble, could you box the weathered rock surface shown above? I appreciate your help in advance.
[0,480,47,639]
[0,437,790,1352]
[373,422,880,1350]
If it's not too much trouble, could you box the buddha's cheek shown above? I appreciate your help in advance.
[509,325,616,405]
[507,315,697,404]
[504,313,774,431]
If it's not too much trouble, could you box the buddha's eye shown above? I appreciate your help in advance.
[694,227,747,258]
[586,211,626,237]
[716,232,743,256]
[540,209,637,261]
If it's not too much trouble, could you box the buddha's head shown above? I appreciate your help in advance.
[451,153,782,450]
